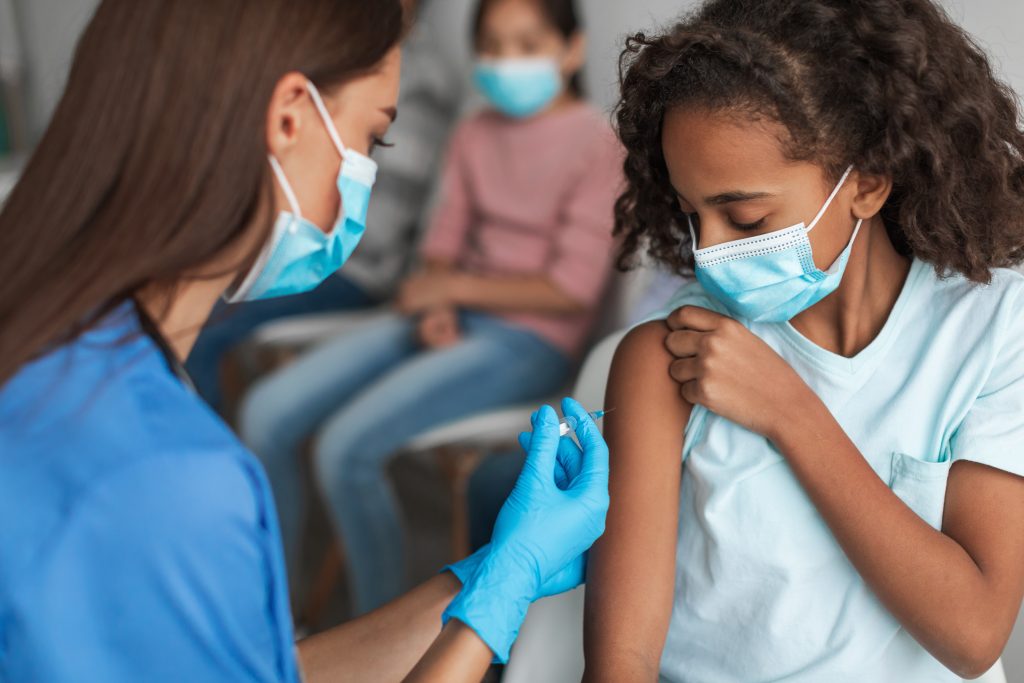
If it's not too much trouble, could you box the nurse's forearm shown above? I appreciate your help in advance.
[449,273,587,315]
[297,573,460,683]
[770,402,1018,679]
[402,620,494,682]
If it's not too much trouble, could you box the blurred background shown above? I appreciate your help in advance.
[2,0,1023,680]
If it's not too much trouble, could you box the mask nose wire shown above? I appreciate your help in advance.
[305,81,348,160]
[806,165,855,233]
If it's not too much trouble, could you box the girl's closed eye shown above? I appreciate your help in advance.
[728,216,766,231]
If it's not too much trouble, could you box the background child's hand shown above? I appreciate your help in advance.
[417,307,461,349]
[396,270,459,314]
[663,305,816,440]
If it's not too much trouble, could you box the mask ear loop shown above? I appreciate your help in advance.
[306,81,348,160]
[806,165,855,233]
[268,155,304,221]
[687,214,699,251]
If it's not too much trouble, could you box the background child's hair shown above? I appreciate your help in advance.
[472,0,586,98]
[614,0,1024,283]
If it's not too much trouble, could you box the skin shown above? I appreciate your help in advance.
[584,107,1024,680]
[135,47,499,683]
[397,0,588,348]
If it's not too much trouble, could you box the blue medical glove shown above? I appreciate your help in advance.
[446,545,588,602]
[442,398,610,662]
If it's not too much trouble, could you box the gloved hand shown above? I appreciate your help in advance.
[446,545,587,603]
[442,398,610,662]
[446,421,589,591]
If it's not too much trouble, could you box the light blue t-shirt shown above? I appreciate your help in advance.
[0,306,299,682]
[650,259,1024,683]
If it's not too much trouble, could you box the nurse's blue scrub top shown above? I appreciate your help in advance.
[0,304,300,682]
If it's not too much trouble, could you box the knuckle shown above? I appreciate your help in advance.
[701,354,716,374]
[704,333,723,354]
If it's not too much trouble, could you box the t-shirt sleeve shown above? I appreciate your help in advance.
[14,453,295,683]
[544,123,624,308]
[419,121,475,264]
[951,280,1024,478]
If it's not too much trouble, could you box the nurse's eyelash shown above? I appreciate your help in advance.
[370,137,394,154]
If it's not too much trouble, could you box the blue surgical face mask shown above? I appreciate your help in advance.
[473,57,562,119]
[689,165,863,323]
[226,81,378,303]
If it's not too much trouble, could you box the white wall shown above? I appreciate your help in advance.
[581,0,696,111]
[11,0,98,139]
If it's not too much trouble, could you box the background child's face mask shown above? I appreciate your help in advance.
[688,166,863,323]
[473,57,562,119]
[227,82,378,304]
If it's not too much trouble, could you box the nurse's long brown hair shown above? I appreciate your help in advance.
[0,0,404,386]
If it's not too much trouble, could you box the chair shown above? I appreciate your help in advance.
[501,331,1010,683]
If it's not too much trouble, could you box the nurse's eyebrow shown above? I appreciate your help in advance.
[381,107,398,122]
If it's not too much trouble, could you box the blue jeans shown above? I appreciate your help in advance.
[239,311,571,614]
[186,274,374,412]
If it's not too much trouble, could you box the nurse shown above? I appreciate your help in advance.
[0,1,608,681]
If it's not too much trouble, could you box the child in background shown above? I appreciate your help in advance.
[240,0,622,616]
[586,1,1024,681]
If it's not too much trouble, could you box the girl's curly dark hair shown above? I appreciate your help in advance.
[614,0,1024,283]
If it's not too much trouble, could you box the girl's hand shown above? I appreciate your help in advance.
[664,305,815,439]
[418,307,461,349]
[397,271,461,314]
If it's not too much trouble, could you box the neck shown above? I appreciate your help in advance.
[534,91,580,118]
[136,273,235,363]
[790,216,912,357]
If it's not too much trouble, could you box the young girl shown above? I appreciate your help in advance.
[585,1,1024,681]
[240,0,621,616]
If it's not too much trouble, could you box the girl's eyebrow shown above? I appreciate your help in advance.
[672,187,776,207]
[705,190,776,206]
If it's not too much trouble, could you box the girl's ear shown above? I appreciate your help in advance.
[561,31,586,82]
[851,171,893,221]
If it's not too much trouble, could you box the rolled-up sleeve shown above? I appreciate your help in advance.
[544,126,625,307]
[951,283,1024,478]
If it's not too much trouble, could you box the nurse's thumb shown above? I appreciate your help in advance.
[523,405,560,484]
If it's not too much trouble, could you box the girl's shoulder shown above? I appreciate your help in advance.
[639,278,731,326]
[918,261,1024,324]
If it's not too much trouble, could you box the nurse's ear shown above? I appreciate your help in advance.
[850,171,893,221]
[266,71,313,158]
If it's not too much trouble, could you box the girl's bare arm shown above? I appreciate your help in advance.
[583,321,692,681]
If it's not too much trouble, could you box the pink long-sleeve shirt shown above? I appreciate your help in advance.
[421,104,624,358]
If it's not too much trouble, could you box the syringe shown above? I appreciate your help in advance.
[558,409,612,437]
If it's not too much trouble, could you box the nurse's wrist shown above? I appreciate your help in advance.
[442,548,535,663]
